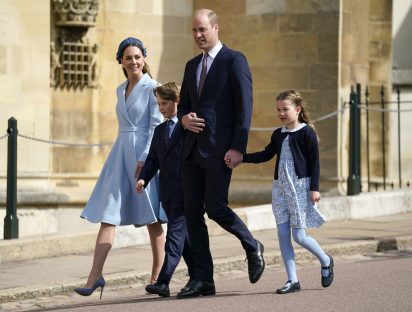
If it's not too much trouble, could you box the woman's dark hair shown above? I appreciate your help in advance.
[116,37,152,78]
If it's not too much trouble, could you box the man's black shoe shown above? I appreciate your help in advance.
[246,240,265,283]
[176,279,215,299]
[276,280,301,294]
[145,281,170,297]
[180,277,195,291]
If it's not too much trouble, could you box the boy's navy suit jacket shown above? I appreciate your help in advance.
[138,120,185,203]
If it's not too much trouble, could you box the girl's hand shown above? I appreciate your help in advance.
[310,191,321,205]
[134,161,145,179]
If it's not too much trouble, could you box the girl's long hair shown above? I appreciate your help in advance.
[276,89,317,133]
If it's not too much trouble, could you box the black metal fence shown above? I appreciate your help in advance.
[347,83,412,195]
[1,117,113,239]
[3,118,18,239]
[2,88,411,237]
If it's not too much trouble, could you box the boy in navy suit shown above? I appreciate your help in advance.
[136,82,193,297]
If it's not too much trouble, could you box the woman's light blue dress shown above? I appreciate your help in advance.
[81,73,167,226]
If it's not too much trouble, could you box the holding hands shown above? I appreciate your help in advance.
[181,112,244,170]
[224,149,243,169]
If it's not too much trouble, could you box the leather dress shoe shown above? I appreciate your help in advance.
[176,279,215,299]
[180,278,195,291]
[276,280,301,294]
[246,240,265,283]
[145,281,170,297]
[321,254,334,288]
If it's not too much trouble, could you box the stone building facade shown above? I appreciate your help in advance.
[0,0,403,197]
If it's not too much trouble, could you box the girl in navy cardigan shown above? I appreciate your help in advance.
[241,89,334,294]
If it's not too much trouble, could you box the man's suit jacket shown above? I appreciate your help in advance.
[138,121,185,203]
[178,44,253,159]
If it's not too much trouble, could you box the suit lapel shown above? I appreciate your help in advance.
[158,122,168,152]
[186,54,201,102]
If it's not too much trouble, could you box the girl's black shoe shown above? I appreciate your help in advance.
[321,254,334,287]
[276,280,301,294]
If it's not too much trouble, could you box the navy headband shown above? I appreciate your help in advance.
[116,37,147,63]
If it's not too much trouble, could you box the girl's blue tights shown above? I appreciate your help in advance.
[277,222,330,282]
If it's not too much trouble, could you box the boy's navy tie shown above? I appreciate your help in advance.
[164,119,174,145]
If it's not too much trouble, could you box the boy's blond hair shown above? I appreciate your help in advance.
[153,82,181,102]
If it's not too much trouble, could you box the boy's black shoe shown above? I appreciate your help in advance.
[145,281,170,297]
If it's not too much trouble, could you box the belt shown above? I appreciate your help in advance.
[118,126,148,133]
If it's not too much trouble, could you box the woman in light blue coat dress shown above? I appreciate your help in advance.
[75,37,167,298]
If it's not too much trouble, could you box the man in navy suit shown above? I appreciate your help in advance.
[176,9,265,299]
[136,82,194,297]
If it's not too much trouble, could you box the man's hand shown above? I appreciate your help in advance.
[224,149,243,169]
[134,161,144,179]
[181,112,205,133]
[136,179,145,193]
[310,191,321,205]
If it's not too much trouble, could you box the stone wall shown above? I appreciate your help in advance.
[390,0,412,186]
[340,0,394,191]
[0,0,51,188]
[0,0,400,197]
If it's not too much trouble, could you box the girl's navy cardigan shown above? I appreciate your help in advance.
[243,125,320,191]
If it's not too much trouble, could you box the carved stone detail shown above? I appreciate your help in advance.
[51,40,99,89]
[53,0,99,27]
[50,41,62,87]
[51,0,99,89]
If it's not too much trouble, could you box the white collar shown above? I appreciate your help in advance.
[281,123,306,133]
[205,41,223,59]
[169,115,178,124]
